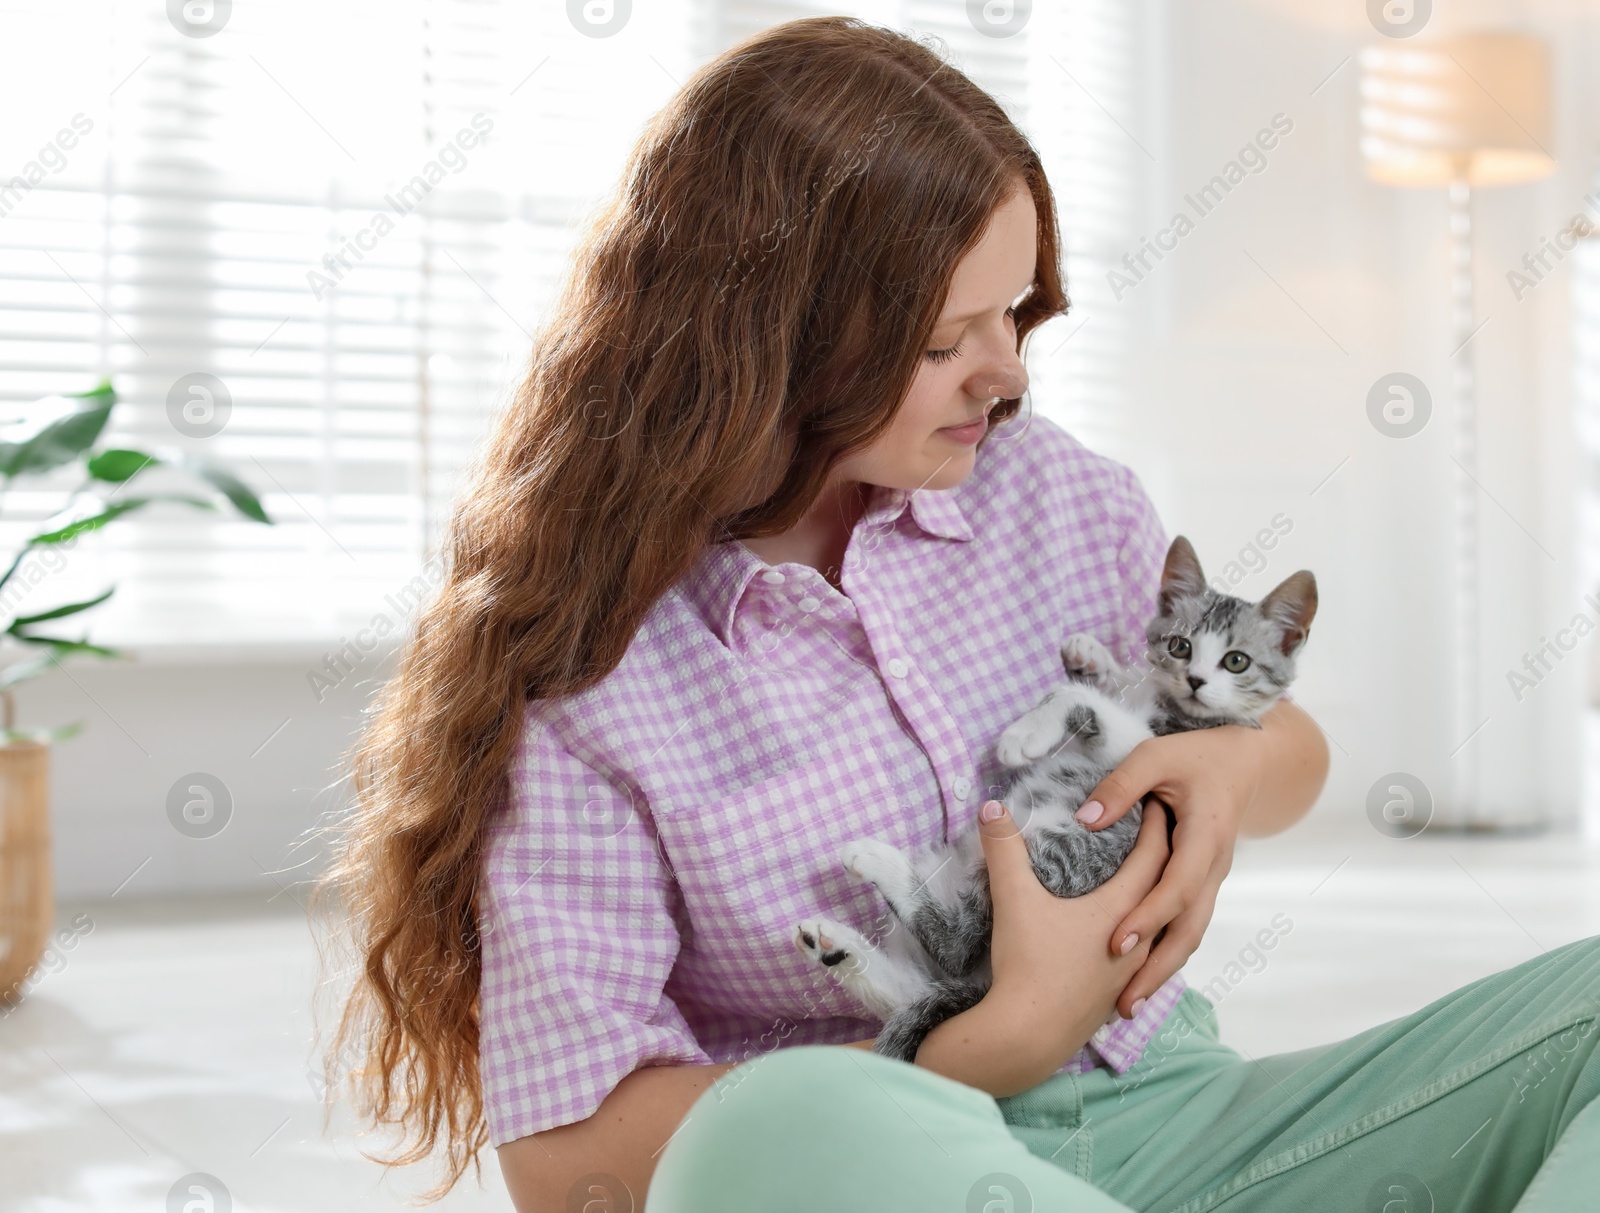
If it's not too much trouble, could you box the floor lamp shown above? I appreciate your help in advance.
[1359,33,1556,828]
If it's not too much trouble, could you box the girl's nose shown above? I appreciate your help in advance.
[979,363,1028,402]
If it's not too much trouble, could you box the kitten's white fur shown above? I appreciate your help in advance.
[795,671,1154,1019]
[789,536,1317,1060]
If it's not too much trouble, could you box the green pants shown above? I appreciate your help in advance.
[647,935,1600,1212]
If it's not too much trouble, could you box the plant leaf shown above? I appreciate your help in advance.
[29,495,214,545]
[180,454,271,523]
[0,652,62,693]
[0,722,83,745]
[66,379,115,405]
[87,448,160,483]
[9,634,122,659]
[8,587,114,628]
[0,398,115,479]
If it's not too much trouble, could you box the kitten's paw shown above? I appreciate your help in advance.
[841,838,911,894]
[793,918,863,974]
[995,728,1031,769]
[1062,634,1117,684]
[997,698,1066,767]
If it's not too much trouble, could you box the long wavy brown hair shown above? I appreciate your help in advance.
[318,14,1068,1195]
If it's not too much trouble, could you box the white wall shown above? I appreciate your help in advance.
[1071,0,1600,837]
[19,645,386,901]
[35,0,1600,900]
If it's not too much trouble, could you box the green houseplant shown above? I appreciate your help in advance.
[0,378,271,1007]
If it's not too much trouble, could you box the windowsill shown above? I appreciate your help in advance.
[55,635,405,667]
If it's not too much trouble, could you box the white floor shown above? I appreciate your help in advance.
[2,826,1598,1212]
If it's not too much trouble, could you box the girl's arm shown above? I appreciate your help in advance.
[1237,698,1329,836]
[498,805,1170,1212]
[498,1059,741,1213]
[1076,696,1330,1017]
[911,796,1169,1093]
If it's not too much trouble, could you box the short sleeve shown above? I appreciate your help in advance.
[1107,464,1169,665]
[477,715,713,1146]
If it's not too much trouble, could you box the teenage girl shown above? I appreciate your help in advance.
[326,18,1600,1212]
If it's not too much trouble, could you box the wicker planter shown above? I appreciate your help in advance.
[0,741,50,1008]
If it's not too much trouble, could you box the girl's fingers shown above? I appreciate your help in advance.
[1076,742,1158,831]
[1116,898,1213,1017]
[1111,842,1209,956]
[1092,805,1171,956]
[974,801,1037,909]
[1106,799,1171,891]
[1116,942,1180,1018]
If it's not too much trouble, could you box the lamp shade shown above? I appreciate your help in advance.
[1360,32,1555,187]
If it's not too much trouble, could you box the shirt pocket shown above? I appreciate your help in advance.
[653,760,929,1021]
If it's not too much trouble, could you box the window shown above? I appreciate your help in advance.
[0,0,1144,647]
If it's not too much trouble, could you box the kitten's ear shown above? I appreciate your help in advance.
[1159,536,1207,611]
[1261,570,1318,656]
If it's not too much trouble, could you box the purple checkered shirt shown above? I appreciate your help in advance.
[478,413,1187,1145]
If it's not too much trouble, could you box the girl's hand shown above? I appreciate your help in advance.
[964,796,1169,1085]
[1074,722,1268,1018]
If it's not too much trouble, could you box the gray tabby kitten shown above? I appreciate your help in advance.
[793,535,1317,1062]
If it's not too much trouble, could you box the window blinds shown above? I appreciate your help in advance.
[0,0,1140,648]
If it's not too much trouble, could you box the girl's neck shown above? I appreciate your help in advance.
[742,478,871,591]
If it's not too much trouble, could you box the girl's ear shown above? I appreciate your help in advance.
[1158,535,1206,612]
[1260,570,1318,656]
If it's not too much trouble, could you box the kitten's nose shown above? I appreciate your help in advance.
[1187,675,1206,693]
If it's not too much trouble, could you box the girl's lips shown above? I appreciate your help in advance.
[937,415,988,444]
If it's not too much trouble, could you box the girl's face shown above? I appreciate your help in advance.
[835,182,1036,494]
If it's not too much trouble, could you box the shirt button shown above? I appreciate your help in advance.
[953,776,972,800]
[760,569,786,585]
[797,596,821,612]
[885,657,910,679]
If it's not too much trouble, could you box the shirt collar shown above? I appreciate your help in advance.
[680,481,973,649]
[903,481,974,543]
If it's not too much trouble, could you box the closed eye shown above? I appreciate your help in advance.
[924,306,1017,364]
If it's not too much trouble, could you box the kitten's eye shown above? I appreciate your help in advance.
[1167,636,1192,659]
[1222,650,1252,674]
[924,341,963,364]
